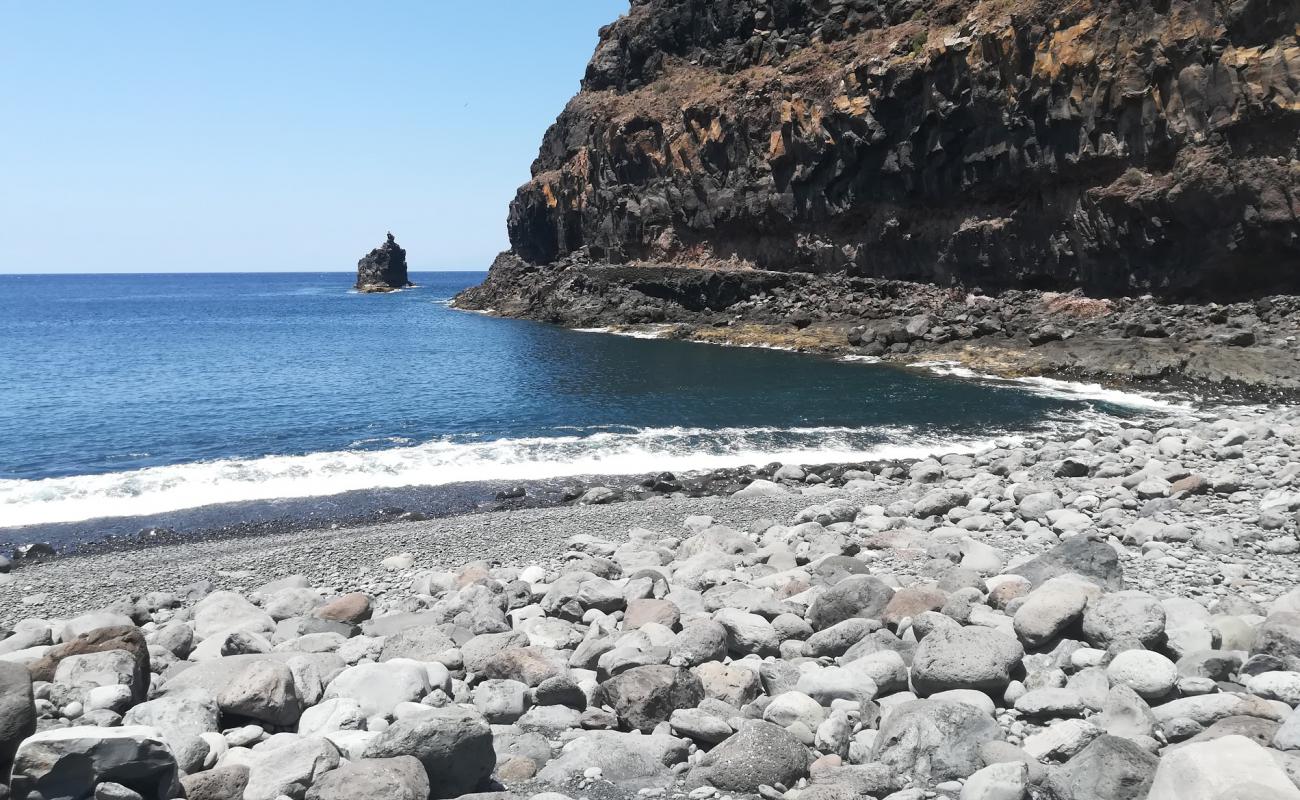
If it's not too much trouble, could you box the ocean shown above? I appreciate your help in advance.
[0,271,1176,546]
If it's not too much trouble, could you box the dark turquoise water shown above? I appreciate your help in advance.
[0,272,1168,529]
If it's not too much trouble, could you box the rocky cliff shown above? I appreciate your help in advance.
[476,0,1298,299]
[355,232,411,293]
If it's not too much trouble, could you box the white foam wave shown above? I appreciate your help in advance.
[0,426,1003,527]
[574,326,673,340]
[905,361,1188,411]
[1005,375,1190,411]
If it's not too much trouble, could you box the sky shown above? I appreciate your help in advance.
[0,2,628,273]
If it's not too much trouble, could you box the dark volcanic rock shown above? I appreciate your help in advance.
[355,232,411,293]
[0,662,36,783]
[468,0,1298,298]
[1010,536,1124,591]
[595,665,705,733]
[453,0,1300,396]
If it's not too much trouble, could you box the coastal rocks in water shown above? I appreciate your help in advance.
[355,232,411,293]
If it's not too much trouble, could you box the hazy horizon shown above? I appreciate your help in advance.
[0,268,488,276]
[1,2,626,274]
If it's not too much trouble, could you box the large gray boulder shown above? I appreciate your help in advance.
[1152,693,1286,726]
[297,697,366,737]
[362,706,495,798]
[1094,684,1157,739]
[164,655,303,725]
[536,730,688,788]
[714,609,780,656]
[807,575,895,631]
[914,488,971,518]
[1081,590,1166,648]
[595,665,704,733]
[0,661,35,780]
[122,693,220,768]
[870,699,1000,782]
[193,591,275,641]
[1148,735,1300,799]
[322,661,429,717]
[377,626,457,663]
[1009,537,1123,590]
[910,627,1024,695]
[460,631,529,674]
[670,621,728,666]
[1041,734,1158,800]
[687,720,811,792]
[305,756,429,800]
[479,646,568,686]
[10,726,179,800]
[179,765,249,800]
[1253,613,1300,671]
[52,650,142,697]
[55,612,135,644]
[221,736,340,800]
[178,764,248,800]
[1013,578,1094,648]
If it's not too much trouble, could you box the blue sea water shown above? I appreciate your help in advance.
[0,272,1175,531]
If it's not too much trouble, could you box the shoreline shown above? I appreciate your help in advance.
[0,345,1196,557]
[2,381,1191,559]
[4,378,1299,800]
[453,259,1300,401]
[0,451,1037,558]
[3,397,1287,621]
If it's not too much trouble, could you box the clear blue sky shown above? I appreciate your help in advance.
[0,2,627,273]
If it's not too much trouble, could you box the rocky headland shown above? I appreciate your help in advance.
[355,233,412,294]
[454,0,1299,393]
[456,258,1300,397]
[4,404,1300,800]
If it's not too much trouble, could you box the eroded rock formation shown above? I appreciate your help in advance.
[486,0,1299,297]
[355,232,411,293]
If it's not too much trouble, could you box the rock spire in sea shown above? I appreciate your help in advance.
[355,232,411,293]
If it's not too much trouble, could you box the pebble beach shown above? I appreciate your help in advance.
[3,400,1300,800]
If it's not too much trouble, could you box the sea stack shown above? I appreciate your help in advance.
[355,232,411,293]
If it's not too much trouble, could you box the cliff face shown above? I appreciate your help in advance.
[501,0,1298,298]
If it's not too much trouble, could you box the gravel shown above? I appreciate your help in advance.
[0,492,879,627]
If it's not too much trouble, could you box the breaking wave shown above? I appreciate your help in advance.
[903,361,1191,412]
[1,424,1017,527]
